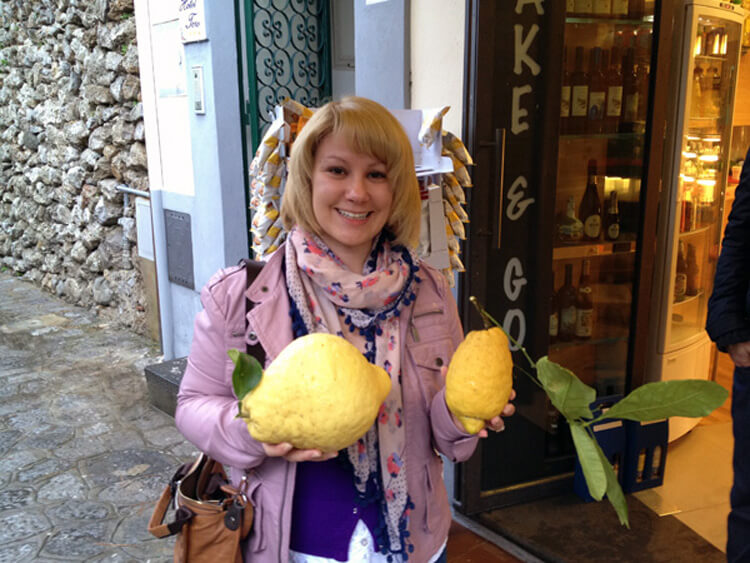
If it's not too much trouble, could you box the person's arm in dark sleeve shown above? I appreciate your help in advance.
[707,147,750,351]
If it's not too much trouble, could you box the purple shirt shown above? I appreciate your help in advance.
[290,458,381,560]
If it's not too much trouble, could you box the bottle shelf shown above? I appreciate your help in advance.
[678,225,711,238]
[695,54,729,63]
[688,117,721,129]
[549,335,628,353]
[565,16,654,26]
[673,290,704,307]
[553,238,636,260]
[669,319,704,345]
[560,132,644,141]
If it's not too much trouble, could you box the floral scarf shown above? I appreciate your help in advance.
[285,226,421,557]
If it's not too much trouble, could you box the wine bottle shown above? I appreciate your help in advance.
[604,46,623,134]
[635,51,650,123]
[587,47,607,134]
[575,259,594,339]
[629,0,645,18]
[579,159,602,240]
[549,273,559,343]
[569,46,589,135]
[674,240,688,302]
[604,190,621,241]
[620,48,638,133]
[686,243,700,296]
[556,196,584,243]
[558,263,578,341]
[684,190,696,232]
[561,47,572,134]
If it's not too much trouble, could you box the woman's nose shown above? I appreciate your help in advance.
[345,174,368,200]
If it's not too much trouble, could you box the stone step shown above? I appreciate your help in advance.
[144,357,187,416]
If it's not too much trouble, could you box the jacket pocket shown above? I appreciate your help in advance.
[423,460,447,534]
[407,337,453,409]
[409,304,447,344]
[243,471,265,552]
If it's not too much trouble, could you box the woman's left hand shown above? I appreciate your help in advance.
[477,389,516,439]
[441,366,516,437]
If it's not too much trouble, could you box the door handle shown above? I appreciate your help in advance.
[494,127,507,249]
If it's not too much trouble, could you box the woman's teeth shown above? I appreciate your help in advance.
[337,209,369,220]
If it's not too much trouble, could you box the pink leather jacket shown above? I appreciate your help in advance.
[175,246,479,562]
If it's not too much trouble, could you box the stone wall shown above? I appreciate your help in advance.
[0,0,151,335]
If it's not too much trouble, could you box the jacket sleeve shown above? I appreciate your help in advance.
[707,148,750,351]
[175,278,267,470]
[427,273,479,462]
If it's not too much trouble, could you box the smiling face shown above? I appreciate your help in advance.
[311,131,393,273]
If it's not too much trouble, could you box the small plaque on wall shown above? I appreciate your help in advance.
[179,0,207,44]
[164,209,195,289]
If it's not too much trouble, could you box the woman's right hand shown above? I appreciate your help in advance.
[262,442,339,462]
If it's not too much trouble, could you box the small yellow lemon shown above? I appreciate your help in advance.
[239,333,391,451]
[445,327,513,434]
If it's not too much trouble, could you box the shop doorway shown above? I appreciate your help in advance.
[456,0,670,514]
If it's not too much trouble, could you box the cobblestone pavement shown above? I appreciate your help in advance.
[0,272,199,562]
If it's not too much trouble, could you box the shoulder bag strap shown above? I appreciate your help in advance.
[242,259,267,365]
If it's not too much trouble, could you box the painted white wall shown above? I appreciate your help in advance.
[410,0,466,135]
[355,0,410,109]
[333,68,356,99]
[135,0,248,359]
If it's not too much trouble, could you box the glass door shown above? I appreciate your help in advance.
[548,5,657,447]
[664,7,743,351]
[456,0,669,512]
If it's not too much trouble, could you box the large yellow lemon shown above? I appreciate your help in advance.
[445,327,513,434]
[239,333,391,451]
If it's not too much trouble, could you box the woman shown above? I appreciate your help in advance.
[176,96,515,562]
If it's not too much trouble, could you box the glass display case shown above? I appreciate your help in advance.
[648,0,745,441]
[546,4,657,455]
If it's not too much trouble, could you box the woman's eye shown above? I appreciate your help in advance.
[369,170,387,180]
[328,167,346,175]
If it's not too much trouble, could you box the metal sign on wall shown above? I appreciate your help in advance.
[180,0,208,43]
[164,209,195,289]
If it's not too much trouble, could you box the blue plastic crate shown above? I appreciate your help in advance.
[574,396,626,502]
[623,419,669,493]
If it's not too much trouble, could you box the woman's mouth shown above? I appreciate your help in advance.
[337,209,370,220]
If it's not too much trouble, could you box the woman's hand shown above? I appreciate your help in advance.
[441,366,516,437]
[728,341,750,367]
[477,389,516,438]
[261,442,339,463]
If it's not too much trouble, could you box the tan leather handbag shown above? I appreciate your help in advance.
[148,259,264,561]
[148,453,253,562]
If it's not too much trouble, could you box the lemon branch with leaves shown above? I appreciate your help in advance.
[469,297,728,528]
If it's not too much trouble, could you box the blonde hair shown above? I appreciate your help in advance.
[280,96,421,249]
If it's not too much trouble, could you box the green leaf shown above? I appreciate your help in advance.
[570,423,607,501]
[592,438,630,527]
[536,357,596,421]
[228,348,263,401]
[594,380,728,423]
